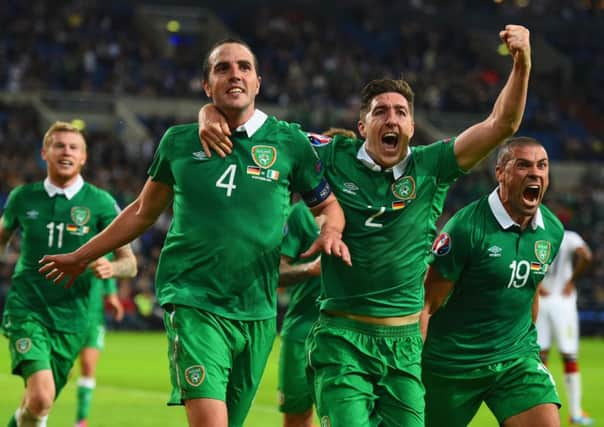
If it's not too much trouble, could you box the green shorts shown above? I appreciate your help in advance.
[306,314,424,427]
[423,354,561,427]
[278,336,313,414]
[164,305,276,427]
[82,317,105,350]
[2,314,85,398]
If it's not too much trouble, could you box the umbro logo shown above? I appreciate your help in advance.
[192,151,209,161]
[488,245,502,257]
[26,210,39,219]
[342,182,359,195]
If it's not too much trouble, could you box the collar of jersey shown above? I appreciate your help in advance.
[488,187,544,230]
[233,109,268,137]
[44,175,84,200]
[356,143,411,180]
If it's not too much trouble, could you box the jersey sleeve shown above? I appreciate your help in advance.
[102,278,118,296]
[148,128,176,186]
[565,230,586,252]
[97,191,122,230]
[0,187,20,231]
[421,138,466,184]
[289,129,325,194]
[429,210,473,284]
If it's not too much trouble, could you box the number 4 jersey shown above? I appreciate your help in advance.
[423,190,564,373]
[1,180,120,332]
[148,114,323,321]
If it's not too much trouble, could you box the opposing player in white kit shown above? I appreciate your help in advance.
[536,229,594,426]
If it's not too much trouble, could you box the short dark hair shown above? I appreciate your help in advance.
[359,79,415,118]
[496,136,545,167]
[202,38,259,82]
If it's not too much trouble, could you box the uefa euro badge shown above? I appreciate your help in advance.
[251,145,277,169]
[534,240,551,264]
[184,365,206,387]
[15,338,32,354]
[70,206,91,226]
[392,176,416,200]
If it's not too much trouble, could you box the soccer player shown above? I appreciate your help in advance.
[38,40,350,427]
[198,25,531,427]
[1,121,137,427]
[278,200,322,427]
[422,137,564,427]
[536,230,594,426]
[74,269,124,427]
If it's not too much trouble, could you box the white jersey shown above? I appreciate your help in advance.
[540,230,586,295]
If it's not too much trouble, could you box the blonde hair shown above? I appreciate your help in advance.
[322,127,357,139]
[42,121,87,150]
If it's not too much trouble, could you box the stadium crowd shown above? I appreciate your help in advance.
[1,0,603,332]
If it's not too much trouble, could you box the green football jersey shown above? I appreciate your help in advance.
[314,135,464,317]
[423,190,564,373]
[148,116,323,320]
[280,201,320,341]
[2,181,120,332]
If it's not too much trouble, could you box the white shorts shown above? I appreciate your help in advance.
[536,294,579,355]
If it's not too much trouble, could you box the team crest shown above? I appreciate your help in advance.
[15,338,32,354]
[184,365,205,387]
[320,416,331,427]
[251,145,277,169]
[392,176,416,200]
[70,206,91,226]
[432,233,451,256]
[534,240,551,264]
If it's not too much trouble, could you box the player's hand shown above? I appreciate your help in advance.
[198,104,232,158]
[301,227,352,266]
[89,256,114,279]
[105,293,124,322]
[499,25,531,67]
[38,253,88,288]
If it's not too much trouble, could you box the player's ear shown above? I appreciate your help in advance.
[357,119,366,138]
[255,75,262,95]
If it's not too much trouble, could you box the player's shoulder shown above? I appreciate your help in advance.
[266,116,304,135]
[539,204,565,239]
[81,182,117,204]
[8,182,44,200]
[162,123,198,140]
[411,137,455,155]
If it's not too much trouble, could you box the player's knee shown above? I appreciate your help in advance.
[26,391,54,416]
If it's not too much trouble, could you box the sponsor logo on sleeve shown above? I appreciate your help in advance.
[306,133,332,146]
[15,338,32,354]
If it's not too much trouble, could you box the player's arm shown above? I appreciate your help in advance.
[198,104,233,158]
[89,245,137,280]
[301,193,351,266]
[0,216,16,252]
[454,25,531,171]
[562,242,593,295]
[39,179,173,287]
[420,266,454,340]
[279,255,321,288]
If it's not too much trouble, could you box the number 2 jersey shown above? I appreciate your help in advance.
[423,190,564,373]
[2,180,120,332]
[148,113,324,321]
[313,134,464,317]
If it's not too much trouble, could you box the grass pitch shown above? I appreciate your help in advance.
[1,332,602,426]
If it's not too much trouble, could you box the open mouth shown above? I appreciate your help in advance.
[522,184,541,203]
[381,132,399,150]
[227,87,244,95]
[58,159,74,166]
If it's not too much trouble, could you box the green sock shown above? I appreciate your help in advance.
[76,377,96,421]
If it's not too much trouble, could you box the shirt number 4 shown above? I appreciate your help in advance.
[216,164,237,197]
